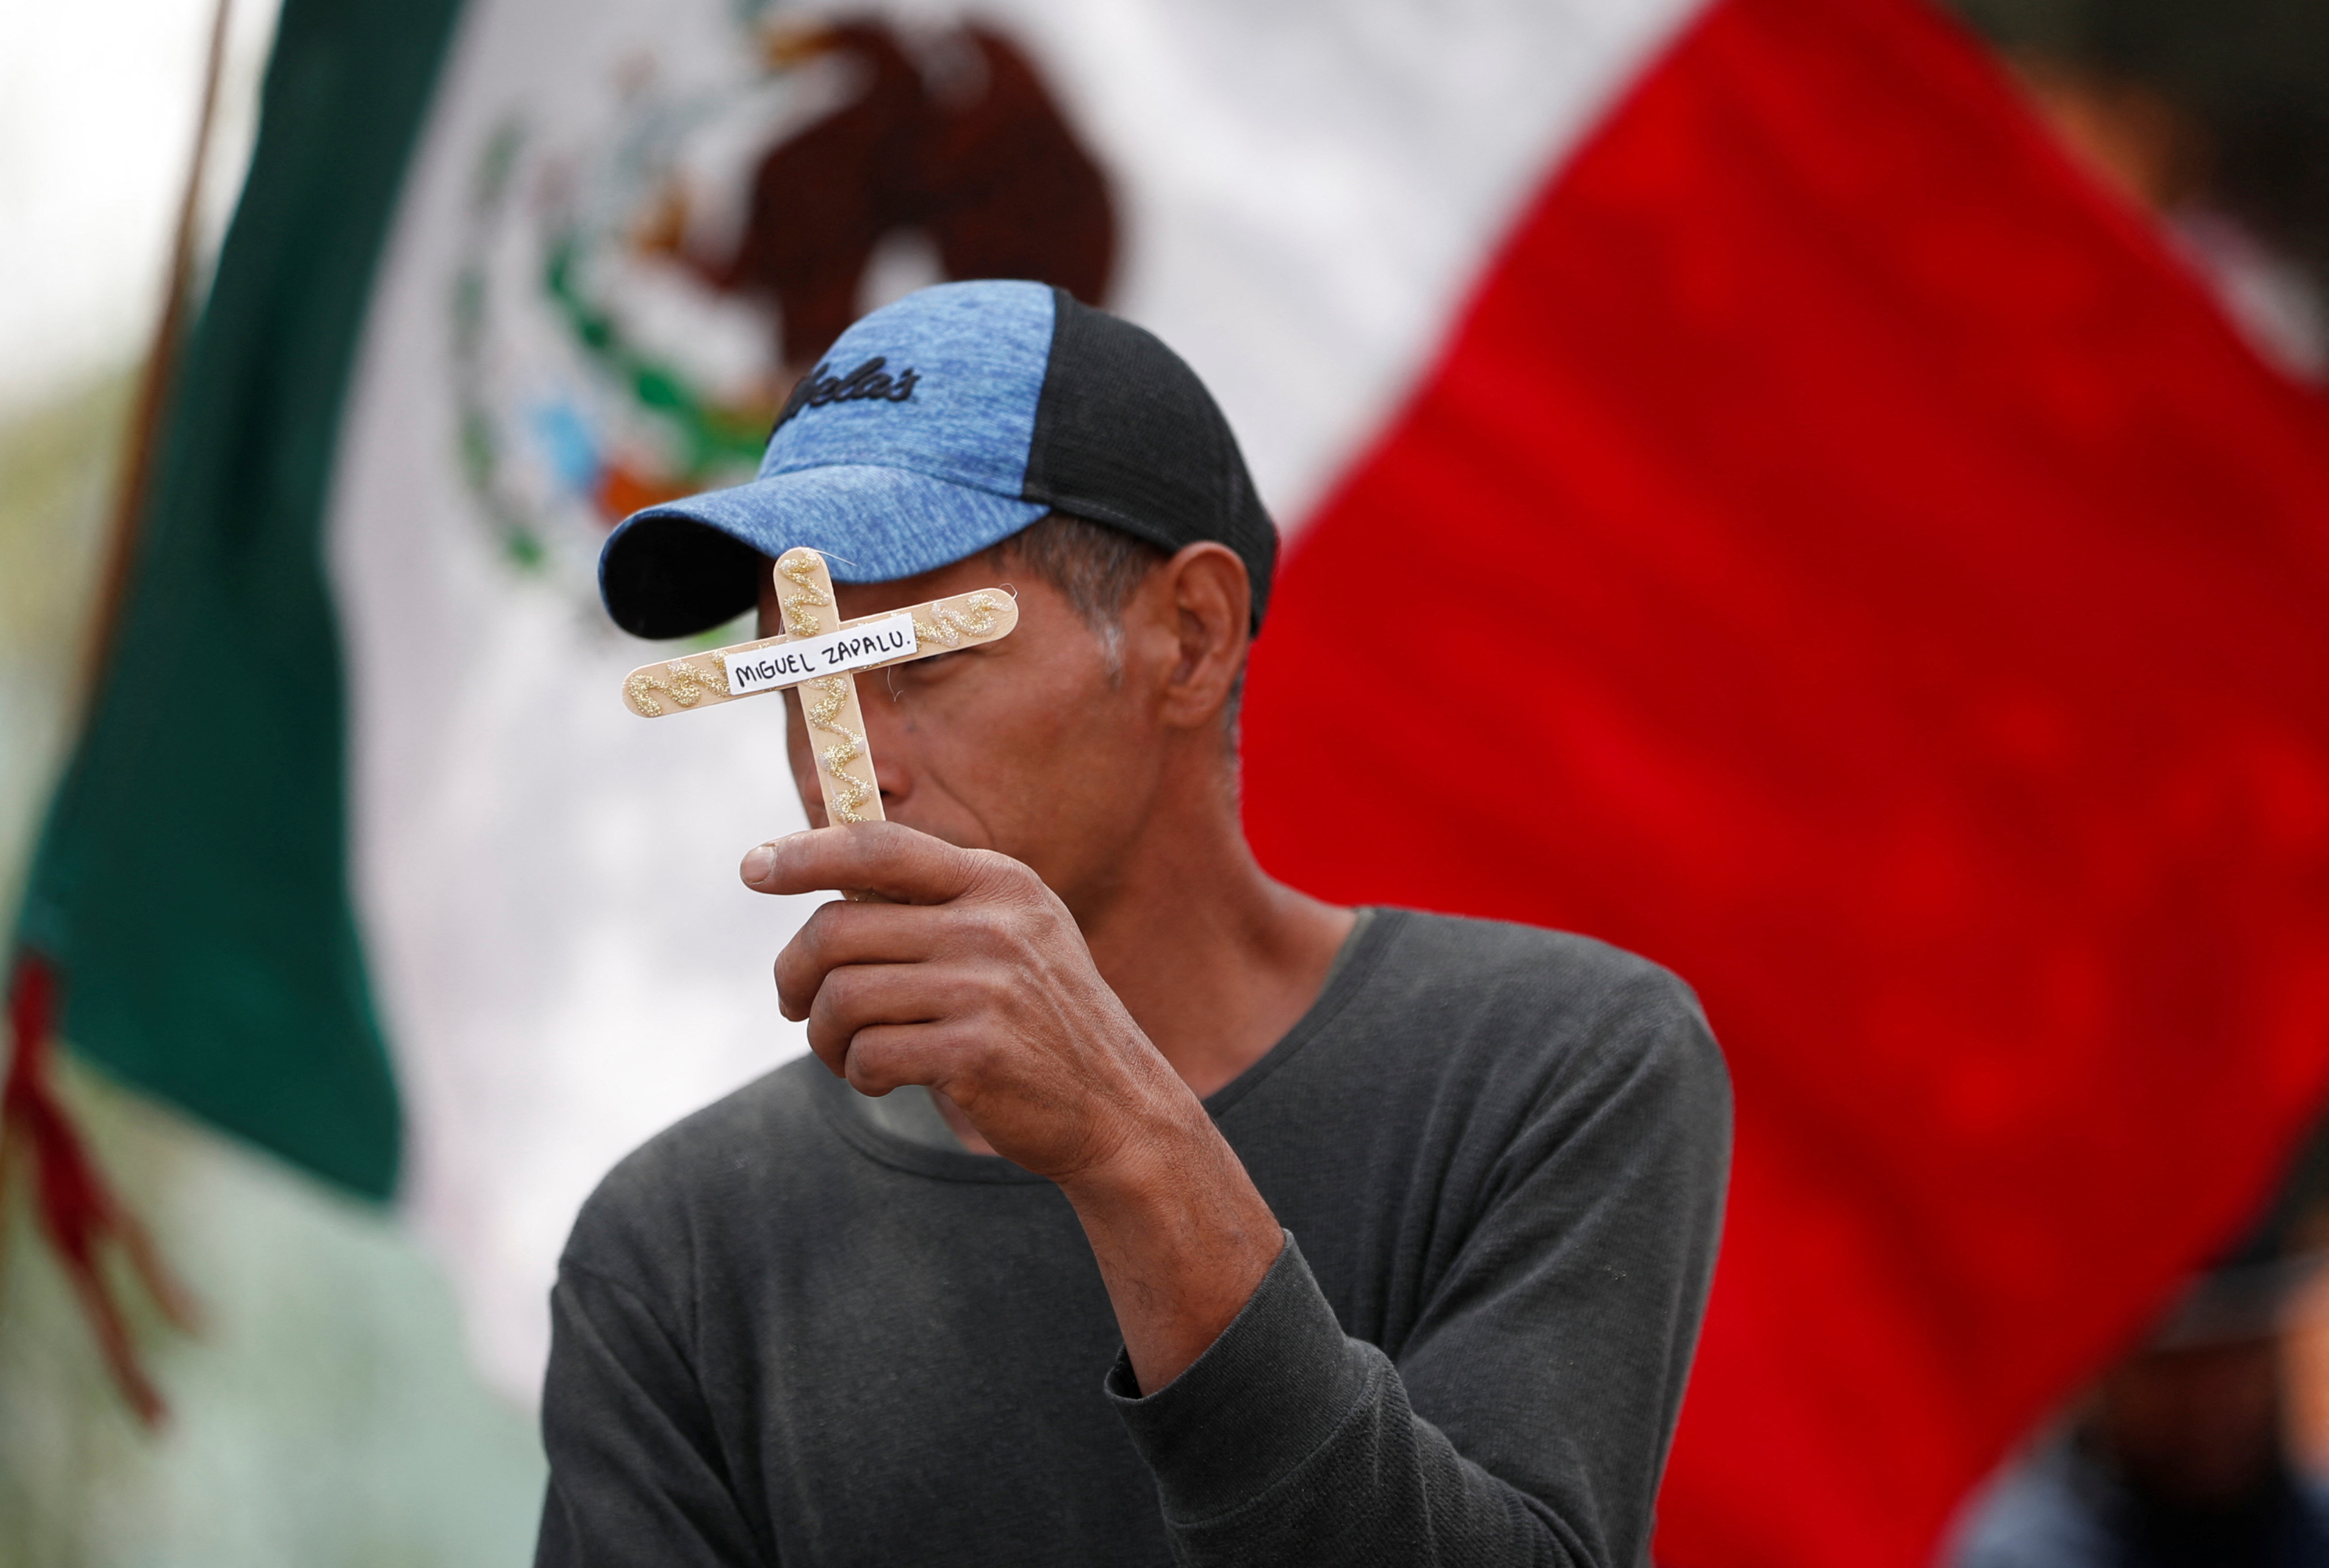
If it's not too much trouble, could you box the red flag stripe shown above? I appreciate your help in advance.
[3,954,197,1428]
[1243,0,2329,1560]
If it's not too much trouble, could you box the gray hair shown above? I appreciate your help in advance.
[996,511,1245,743]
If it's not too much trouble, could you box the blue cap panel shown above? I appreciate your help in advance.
[614,466,1047,588]
[601,279,1067,633]
[760,280,1056,497]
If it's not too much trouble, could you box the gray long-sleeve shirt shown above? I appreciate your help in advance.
[535,909,1731,1567]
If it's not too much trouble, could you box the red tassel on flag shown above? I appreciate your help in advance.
[1,952,197,1427]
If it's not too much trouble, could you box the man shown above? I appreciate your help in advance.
[541,280,1730,1567]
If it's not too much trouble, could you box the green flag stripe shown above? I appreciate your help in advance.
[14,0,466,1200]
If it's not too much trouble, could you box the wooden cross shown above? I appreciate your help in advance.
[619,546,1018,828]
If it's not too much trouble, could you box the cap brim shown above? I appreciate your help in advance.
[599,465,1048,639]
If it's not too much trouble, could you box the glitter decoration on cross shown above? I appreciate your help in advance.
[618,547,1018,828]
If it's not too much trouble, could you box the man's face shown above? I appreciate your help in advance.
[760,551,1166,918]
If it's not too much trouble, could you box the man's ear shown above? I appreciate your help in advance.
[1153,542,1250,731]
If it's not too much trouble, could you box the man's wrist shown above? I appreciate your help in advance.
[1057,1094,1283,1394]
[1054,1085,1232,1219]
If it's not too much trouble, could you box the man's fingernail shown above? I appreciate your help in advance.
[741,844,777,884]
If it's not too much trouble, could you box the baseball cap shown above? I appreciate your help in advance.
[597,280,1277,639]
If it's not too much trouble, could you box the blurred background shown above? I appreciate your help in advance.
[1,1,550,1563]
[3,0,2326,1564]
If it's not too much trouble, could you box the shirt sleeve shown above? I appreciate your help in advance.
[1106,992,1730,1568]
[535,1259,768,1568]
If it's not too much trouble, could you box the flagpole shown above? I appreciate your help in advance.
[80,0,239,700]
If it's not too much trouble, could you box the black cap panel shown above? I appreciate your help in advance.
[597,513,764,640]
[1021,289,1279,628]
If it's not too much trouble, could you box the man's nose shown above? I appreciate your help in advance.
[854,671,914,809]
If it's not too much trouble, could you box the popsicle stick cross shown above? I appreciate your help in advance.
[619,547,1018,828]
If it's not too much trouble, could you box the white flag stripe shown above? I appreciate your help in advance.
[331,0,1701,1401]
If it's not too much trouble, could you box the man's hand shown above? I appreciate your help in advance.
[747,821,1182,1179]
[741,822,1282,1391]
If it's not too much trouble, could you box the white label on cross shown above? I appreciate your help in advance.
[723,613,919,696]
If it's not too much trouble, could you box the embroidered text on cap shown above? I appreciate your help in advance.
[774,356,921,430]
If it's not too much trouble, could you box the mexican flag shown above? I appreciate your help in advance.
[15,0,2329,1562]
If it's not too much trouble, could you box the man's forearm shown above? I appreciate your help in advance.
[1059,1104,1283,1394]
[751,822,1285,1391]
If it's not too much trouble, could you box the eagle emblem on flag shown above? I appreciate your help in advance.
[448,12,1114,607]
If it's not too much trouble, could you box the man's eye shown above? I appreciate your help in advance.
[890,650,966,695]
